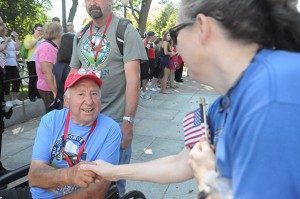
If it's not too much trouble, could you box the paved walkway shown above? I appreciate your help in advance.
[2,76,219,199]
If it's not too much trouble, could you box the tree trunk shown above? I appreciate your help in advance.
[138,0,152,36]
[67,0,78,23]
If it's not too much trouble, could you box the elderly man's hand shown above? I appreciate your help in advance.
[68,161,98,188]
[120,120,133,149]
[188,141,216,189]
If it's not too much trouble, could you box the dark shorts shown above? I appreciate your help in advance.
[160,56,170,69]
[149,59,160,79]
[140,61,150,80]
[3,66,21,95]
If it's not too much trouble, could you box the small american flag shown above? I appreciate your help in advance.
[183,98,209,149]
[0,56,6,68]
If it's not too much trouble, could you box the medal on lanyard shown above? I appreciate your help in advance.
[89,13,113,63]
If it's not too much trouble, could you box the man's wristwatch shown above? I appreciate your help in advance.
[123,116,134,123]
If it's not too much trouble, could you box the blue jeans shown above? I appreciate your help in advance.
[117,147,132,197]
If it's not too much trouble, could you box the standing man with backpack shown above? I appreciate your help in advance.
[69,0,147,196]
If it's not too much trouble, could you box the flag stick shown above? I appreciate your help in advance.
[200,97,208,139]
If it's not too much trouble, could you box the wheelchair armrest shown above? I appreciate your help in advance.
[0,164,30,188]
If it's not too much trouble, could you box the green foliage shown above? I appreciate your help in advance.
[148,2,177,38]
[0,0,52,40]
[112,0,142,24]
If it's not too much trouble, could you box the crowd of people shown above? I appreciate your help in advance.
[139,30,185,99]
[1,0,300,198]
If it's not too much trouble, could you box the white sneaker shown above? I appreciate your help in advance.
[140,91,151,99]
[12,99,23,106]
[149,88,157,92]
[5,101,13,107]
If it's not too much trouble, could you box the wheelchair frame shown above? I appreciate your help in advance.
[0,164,146,199]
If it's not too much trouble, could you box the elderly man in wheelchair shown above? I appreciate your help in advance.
[0,69,145,199]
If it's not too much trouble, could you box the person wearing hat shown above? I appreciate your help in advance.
[23,68,121,198]
[140,31,157,99]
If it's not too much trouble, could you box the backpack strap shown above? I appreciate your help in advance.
[116,19,132,56]
[45,39,58,49]
[77,21,92,45]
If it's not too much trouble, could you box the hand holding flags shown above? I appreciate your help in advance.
[183,97,209,149]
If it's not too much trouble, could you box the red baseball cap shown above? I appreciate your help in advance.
[64,68,102,92]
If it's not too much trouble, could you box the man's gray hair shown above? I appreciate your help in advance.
[64,88,101,98]
[64,88,70,98]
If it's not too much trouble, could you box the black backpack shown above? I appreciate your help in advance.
[77,18,131,56]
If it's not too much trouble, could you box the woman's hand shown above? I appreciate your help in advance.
[11,31,19,39]
[188,141,216,189]
[80,160,119,182]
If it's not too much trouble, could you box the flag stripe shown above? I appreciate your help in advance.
[184,132,204,140]
[185,133,205,143]
[183,115,194,124]
[184,126,205,138]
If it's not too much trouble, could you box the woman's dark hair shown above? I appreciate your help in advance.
[179,0,300,52]
[32,23,43,34]
[57,33,75,63]
[162,32,172,52]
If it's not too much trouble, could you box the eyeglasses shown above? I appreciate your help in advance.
[170,13,224,46]
[169,22,194,45]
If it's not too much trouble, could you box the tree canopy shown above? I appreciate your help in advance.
[0,0,52,40]
[112,0,176,37]
[147,2,177,38]
[0,0,177,40]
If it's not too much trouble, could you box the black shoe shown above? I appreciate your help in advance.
[176,79,184,82]
[30,98,36,102]
[4,107,13,119]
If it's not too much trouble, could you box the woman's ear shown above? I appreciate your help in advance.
[195,13,212,45]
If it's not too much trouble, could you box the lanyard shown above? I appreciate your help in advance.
[62,111,97,167]
[89,13,113,62]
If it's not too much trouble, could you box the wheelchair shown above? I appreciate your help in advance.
[0,164,146,199]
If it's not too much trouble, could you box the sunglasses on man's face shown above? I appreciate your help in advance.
[170,22,194,45]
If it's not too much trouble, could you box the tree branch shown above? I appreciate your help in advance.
[128,1,139,22]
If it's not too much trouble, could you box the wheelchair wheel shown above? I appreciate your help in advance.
[105,183,119,199]
[121,190,146,199]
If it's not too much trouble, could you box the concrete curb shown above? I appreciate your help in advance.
[4,99,45,128]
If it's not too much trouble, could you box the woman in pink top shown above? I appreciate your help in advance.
[36,22,62,113]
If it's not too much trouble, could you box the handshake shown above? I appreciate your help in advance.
[71,160,116,188]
